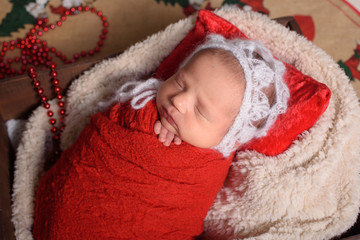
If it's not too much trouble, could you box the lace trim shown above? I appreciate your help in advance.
[98,78,162,110]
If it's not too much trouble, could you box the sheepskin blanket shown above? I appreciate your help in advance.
[12,6,360,240]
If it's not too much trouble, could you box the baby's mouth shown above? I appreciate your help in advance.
[162,107,178,129]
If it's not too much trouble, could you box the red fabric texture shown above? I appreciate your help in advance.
[33,100,233,240]
[155,10,331,156]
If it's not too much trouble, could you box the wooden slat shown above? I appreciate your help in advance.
[273,16,302,34]
[0,58,102,121]
[0,115,15,240]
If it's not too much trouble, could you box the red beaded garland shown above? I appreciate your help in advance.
[1,6,108,161]
[0,5,108,80]
[28,64,66,140]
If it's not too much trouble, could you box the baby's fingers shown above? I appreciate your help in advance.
[174,136,182,145]
[163,131,175,147]
[158,126,168,142]
[154,120,162,135]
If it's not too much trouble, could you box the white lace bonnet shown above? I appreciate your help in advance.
[100,34,290,157]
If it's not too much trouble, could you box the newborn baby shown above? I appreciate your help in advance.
[32,34,289,240]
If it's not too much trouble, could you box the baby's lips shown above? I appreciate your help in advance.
[162,107,178,130]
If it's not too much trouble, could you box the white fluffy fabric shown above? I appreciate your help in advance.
[11,6,360,240]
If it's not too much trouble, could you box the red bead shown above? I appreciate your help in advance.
[44,18,49,23]
[50,71,57,77]
[65,11,70,15]
[51,126,57,133]
[3,46,7,51]
[88,50,94,55]
[50,47,55,52]
[49,118,56,125]
[38,88,44,94]
[97,11,103,16]
[56,21,62,26]
[85,6,90,11]
[44,103,50,109]
[103,22,109,27]
[59,109,65,115]
[101,16,107,21]
[15,57,20,62]
[102,29,108,34]
[53,79,59,85]
[61,16,66,21]
[94,46,100,52]
[37,19,43,25]
[44,27,48,32]
[58,101,64,107]
[10,46,15,50]
[37,31,43,36]
[61,55,67,61]
[50,24,55,29]
[29,72,37,78]
[35,25,39,30]
[41,96,47,102]
[3,42,8,46]
[77,6,83,11]
[7,58,13,63]
[91,8,96,13]
[50,63,56,69]
[57,94,63,100]
[33,80,40,87]
[70,7,76,12]
[54,135,60,141]
[98,40,103,46]
[47,110,53,117]
[10,40,15,45]
[81,51,87,57]
[60,117,65,123]
[73,53,79,59]
[55,86,61,93]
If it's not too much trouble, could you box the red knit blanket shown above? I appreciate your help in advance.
[33,100,233,240]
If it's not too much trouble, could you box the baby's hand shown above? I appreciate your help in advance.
[154,120,182,147]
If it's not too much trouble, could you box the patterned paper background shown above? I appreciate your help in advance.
[1,0,360,96]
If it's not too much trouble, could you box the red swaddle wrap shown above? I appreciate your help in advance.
[32,100,234,240]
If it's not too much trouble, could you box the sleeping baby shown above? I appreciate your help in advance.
[32,34,289,240]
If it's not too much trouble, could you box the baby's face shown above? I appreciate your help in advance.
[156,50,244,148]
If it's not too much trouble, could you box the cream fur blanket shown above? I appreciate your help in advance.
[12,6,360,240]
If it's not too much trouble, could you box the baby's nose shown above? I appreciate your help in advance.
[171,93,188,113]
